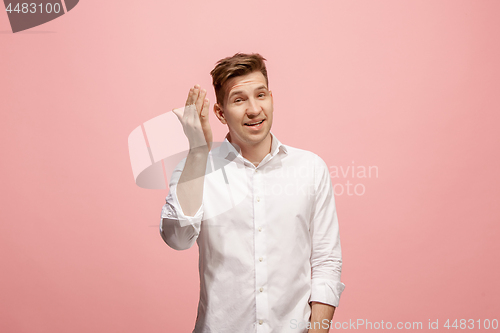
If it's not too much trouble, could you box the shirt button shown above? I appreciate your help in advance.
[258,227,262,232]
[259,257,263,262]
[259,287,264,292]
[259,320,263,325]
[256,197,260,202]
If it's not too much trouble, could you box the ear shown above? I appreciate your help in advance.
[214,103,227,124]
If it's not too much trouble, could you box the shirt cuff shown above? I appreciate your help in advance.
[160,184,203,229]
[310,278,346,308]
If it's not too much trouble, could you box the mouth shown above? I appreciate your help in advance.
[244,119,265,126]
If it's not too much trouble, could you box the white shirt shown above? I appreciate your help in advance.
[160,132,345,333]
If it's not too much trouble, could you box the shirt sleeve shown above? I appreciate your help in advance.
[309,154,346,307]
[159,157,204,251]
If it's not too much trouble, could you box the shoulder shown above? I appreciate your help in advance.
[282,144,317,159]
[280,145,331,186]
[282,144,326,167]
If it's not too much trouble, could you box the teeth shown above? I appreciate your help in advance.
[246,120,264,126]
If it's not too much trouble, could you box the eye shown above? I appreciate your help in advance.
[234,98,242,103]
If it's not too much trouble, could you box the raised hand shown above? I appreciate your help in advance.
[172,84,213,151]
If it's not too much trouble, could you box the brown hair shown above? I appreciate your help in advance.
[210,53,268,107]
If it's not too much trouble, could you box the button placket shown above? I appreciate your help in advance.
[253,167,269,332]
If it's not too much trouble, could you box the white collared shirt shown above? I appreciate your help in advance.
[160,132,345,333]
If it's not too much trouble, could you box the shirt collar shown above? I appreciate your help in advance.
[217,131,288,162]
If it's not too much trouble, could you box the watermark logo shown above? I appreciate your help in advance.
[330,162,379,196]
[3,0,79,33]
[128,110,236,190]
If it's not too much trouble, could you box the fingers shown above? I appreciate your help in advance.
[185,88,192,106]
[185,84,210,120]
[176,85,212,150]
[192,85,200,107]
[196,89,207,115]
[200,98,210,120]
[185,84,200,107]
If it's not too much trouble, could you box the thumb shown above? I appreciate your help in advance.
[171,107,184,120]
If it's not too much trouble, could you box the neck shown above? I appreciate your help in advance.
[227,132,272,167]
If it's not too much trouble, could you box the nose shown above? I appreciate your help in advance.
[246,97,261,116]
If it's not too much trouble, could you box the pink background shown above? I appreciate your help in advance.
[1,0,499,332]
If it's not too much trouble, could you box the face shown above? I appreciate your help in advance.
[214,71,273,149]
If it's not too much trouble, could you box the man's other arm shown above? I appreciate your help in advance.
[308,301,335,333]
[308,154,345,328]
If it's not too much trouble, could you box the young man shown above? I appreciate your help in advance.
[160,53,345,333]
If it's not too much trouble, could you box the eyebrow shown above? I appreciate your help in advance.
[228,85,268,99]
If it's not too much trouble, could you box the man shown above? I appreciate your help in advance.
[160,53,345,333]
